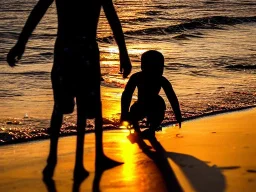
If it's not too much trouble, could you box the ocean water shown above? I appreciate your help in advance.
[0,0,255,144]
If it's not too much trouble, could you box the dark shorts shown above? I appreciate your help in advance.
[129,95,166,127]
[51,36,101,117]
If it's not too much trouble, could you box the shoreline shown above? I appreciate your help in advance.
[0,105,255,146]
[0,105,255,191]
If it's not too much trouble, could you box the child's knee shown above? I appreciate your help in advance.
[147,108,165,126]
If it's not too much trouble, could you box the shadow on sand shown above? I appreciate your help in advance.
[92,169,105,192]
[72,168,114,192]
[132,134,183,192]
[43,169,107,192]
[43,178,57,192]
[129,133,228,192]
[167,152,226,192]
[43,133,233,192]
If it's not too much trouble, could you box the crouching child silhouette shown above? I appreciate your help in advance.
[7,0,131,181]
[120,50,182,138]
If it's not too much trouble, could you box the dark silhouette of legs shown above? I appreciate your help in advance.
[95,100,104,156]
[43,107,63,179]
[73,96,89,181]
[129,96,165,136]
[44,93,123,181]
[143,109,164,138]
[138,95,165,138]
[72,97,122,190]
[129,102,145,133]
[95,99,123,171]
[147,95,165,130]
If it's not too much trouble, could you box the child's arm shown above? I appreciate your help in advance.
[102,0,131,78]
[121,74,137,122]
[162,77,182,128]
[7,0,54,67]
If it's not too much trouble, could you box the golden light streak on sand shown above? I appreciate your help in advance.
[118,135,138,183]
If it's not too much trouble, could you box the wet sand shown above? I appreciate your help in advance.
[0,108,255,192]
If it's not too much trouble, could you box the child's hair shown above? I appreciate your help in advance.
[141,50,164,74]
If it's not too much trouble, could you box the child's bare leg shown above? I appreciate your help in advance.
[145,96,165,135]
[95,101,123,171]
[149,108,165,131]
[129,102,144,133]
[43,107,63,179]
[73,98,89,181]
[143,109,165,138]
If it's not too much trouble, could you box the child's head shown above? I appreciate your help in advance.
[141,50,164,76]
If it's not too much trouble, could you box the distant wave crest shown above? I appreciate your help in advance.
[98,16,256,43]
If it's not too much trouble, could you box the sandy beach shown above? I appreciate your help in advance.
[0,108,255,192]
[1,1,255,191]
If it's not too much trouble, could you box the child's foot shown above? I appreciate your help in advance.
[73,167,89,182]
[95,155,123,172]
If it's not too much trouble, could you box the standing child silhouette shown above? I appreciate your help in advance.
[120,50,181,137]
[7,0,131,181]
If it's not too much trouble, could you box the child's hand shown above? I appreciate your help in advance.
[119,120,131,129]
[7,42,25,67]
[119,52,131,78]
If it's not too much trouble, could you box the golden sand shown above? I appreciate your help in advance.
[0,108,255,192]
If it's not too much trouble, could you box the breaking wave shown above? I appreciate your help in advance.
[99,16,256,43]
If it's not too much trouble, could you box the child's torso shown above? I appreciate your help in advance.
[136,72,162,103]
